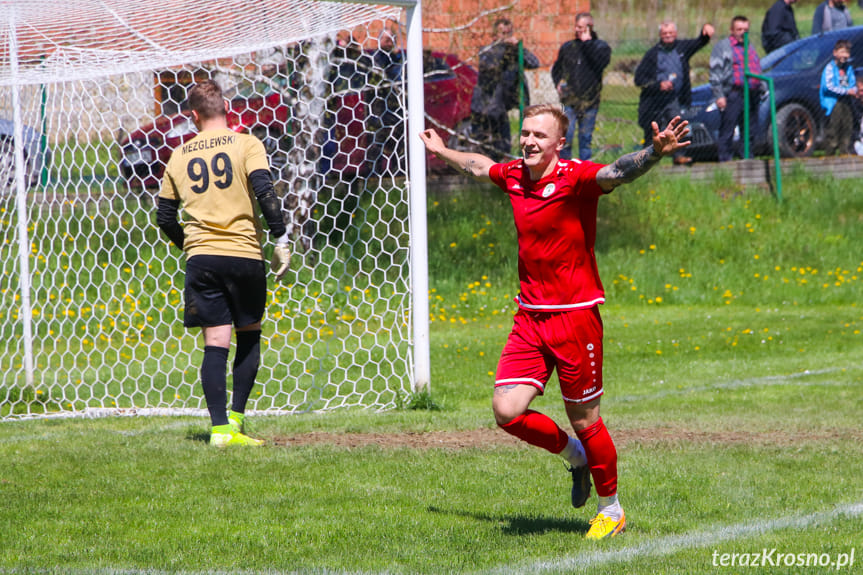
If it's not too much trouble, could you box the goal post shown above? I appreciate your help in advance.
[404,0,431,393]
[0,0,432,420]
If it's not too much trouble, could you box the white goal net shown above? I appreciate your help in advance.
[0,0,432,420]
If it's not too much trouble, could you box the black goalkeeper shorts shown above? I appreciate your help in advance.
[183,255,267,329]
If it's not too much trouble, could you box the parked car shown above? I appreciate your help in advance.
[118,79,289,189]
[0,118,51,189]
[683,26,863,160]
[118,50,477,189]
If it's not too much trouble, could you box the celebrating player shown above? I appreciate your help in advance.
[419,105,689,539]
[157,79,291,447]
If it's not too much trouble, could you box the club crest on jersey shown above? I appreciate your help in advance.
[541,183,556,198]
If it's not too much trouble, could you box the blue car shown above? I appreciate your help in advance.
[0,118,51,188]
[684,26,863,160]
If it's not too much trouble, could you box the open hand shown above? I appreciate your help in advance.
[651,116,691,157]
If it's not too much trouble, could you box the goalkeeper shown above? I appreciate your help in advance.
[157,79,291,447]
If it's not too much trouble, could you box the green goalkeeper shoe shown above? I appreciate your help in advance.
[210,430,264,447]
[228,411,245,434]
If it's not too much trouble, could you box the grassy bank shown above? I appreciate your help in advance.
[426,164,862,310]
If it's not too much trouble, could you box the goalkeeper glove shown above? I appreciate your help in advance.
[271,235,291,280]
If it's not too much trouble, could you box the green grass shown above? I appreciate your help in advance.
[1,305,860,573]
[1,166,862,572]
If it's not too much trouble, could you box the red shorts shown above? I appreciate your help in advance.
[495,306,603,403]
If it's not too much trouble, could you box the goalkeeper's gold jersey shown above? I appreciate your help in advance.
[160,128,270,260]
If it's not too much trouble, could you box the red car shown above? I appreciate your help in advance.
[118,50,476,189]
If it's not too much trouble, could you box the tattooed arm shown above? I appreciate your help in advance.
[419,128,495,182]
[597,116,690,192]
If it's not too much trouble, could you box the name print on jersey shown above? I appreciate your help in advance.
[181,134,237,155]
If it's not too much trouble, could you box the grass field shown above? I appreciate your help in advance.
[1,164,861,573]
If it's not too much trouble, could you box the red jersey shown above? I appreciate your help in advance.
[489,158,608,312]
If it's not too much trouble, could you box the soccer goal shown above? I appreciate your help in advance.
[0,0,432,420]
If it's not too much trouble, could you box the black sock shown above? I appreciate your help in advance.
[201,345,230,426]
[231,330,261,414]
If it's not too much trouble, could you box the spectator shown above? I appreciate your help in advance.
[367,26,405,175]
[635,20,714,164]
[820,39,858,155]
[551,12,612,160]
[709,15,765,162]
[761,0,800,53]
[812,0,853,35]
[470,18,540,161]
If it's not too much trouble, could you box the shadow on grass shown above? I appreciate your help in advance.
[186,431,210,444]
[428,505,590,536]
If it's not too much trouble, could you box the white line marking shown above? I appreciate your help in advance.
[613,365,863,403]
[484,501,863,574]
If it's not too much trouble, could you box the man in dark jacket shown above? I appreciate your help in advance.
[762,0,799,53]
[635,20,714,164]
[551,12,612,160]
[470,18,540,161]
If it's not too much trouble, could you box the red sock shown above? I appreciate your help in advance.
[499,409,569,454]
[576,417,618,497]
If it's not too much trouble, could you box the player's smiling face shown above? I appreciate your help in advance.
[520,113,565,180]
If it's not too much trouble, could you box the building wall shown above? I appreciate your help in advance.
[421,0,590,67]
[420,0,592,105]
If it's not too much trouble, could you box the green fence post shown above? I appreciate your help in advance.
[764,76,782,203]
[39,54,48,187]
[742,34,782,202]
[518,40,525,124]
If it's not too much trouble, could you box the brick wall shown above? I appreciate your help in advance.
[422,0,591,68]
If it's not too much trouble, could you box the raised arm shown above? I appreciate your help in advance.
[596,116,690,191]
[419,129,495,182]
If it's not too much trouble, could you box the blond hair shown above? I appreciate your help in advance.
[523,104,569,139]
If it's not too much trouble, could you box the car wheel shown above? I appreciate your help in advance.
[773,103,816,158]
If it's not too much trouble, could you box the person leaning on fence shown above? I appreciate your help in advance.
[761,0,800,54]
[709,15,766,163]
[551,12,611,161]
[156,79,291,447]
[419,104,691,541]
[635,20,714,165]
[469,18,540,162]
[820,39,859,155]
[812,0,853,35]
